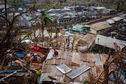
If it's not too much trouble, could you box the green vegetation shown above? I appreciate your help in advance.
[83,80,89,84]
[35,2,63,9]
[7,0,22,7]
[99,3,117,9]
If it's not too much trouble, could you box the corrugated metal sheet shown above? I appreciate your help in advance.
[66,65,90,79]
[95,35,126,49]
[56,64,72,74]
[91,21,111,31]
[112,17,123,22]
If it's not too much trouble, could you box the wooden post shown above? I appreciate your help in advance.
[71,37,75,52]
[88,70,95,84]
[103,63,109,84]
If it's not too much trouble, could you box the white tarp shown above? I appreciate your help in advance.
[33,29,50,38]
[21,39,33,44]
[46,49,54,60]
[106,19,115,24]
[69,82,83,84]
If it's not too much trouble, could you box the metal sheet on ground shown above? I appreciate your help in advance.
[66,65,90,79]
[56,64,72,74]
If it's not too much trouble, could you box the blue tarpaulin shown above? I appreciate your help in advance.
[16,51,25,59]
[118,69,126,83]
[0,69,24,73]
[109,73,115,81]
[109,69,126,83]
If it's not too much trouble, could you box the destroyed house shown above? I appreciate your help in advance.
[91,35,126,53]
[90,21,112,34]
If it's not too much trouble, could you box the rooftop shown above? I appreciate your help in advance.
[95,35,126,49]
[106,19,115,24]
[112,17,123,22]
[83,33,96,47]
[90,21,111,31]
[0,4,9,9]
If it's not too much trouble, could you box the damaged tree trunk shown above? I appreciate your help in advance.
[41,17,45,45]
[103,63,109,84]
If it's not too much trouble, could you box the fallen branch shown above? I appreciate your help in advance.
[0,71,17,82]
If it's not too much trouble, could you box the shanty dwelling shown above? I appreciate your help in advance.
[93,6,109,16]
[0,3,10,12]
[106,17,126,40]
[48,8,74,26]
[76,33,96,52]
[66,24,90,35]
[56,13,83,26]
[121,14,126,23]
[95,35,126,49]
[90,21,112,35]
[90,35,126,83]
[57,15,73,26]
[112,16,123,26]
[111,17,123,23]
[90,35,126,53]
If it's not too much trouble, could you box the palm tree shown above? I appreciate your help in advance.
[40,10,52,45]
[116,0,125,11]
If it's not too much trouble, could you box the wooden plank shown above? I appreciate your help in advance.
[71,52,82,65]
[0,71,17,81]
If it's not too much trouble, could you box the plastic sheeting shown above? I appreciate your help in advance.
[46,49,54,60]
[16,51,25,59]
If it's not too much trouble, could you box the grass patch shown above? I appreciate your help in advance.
[99,3,117,9]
